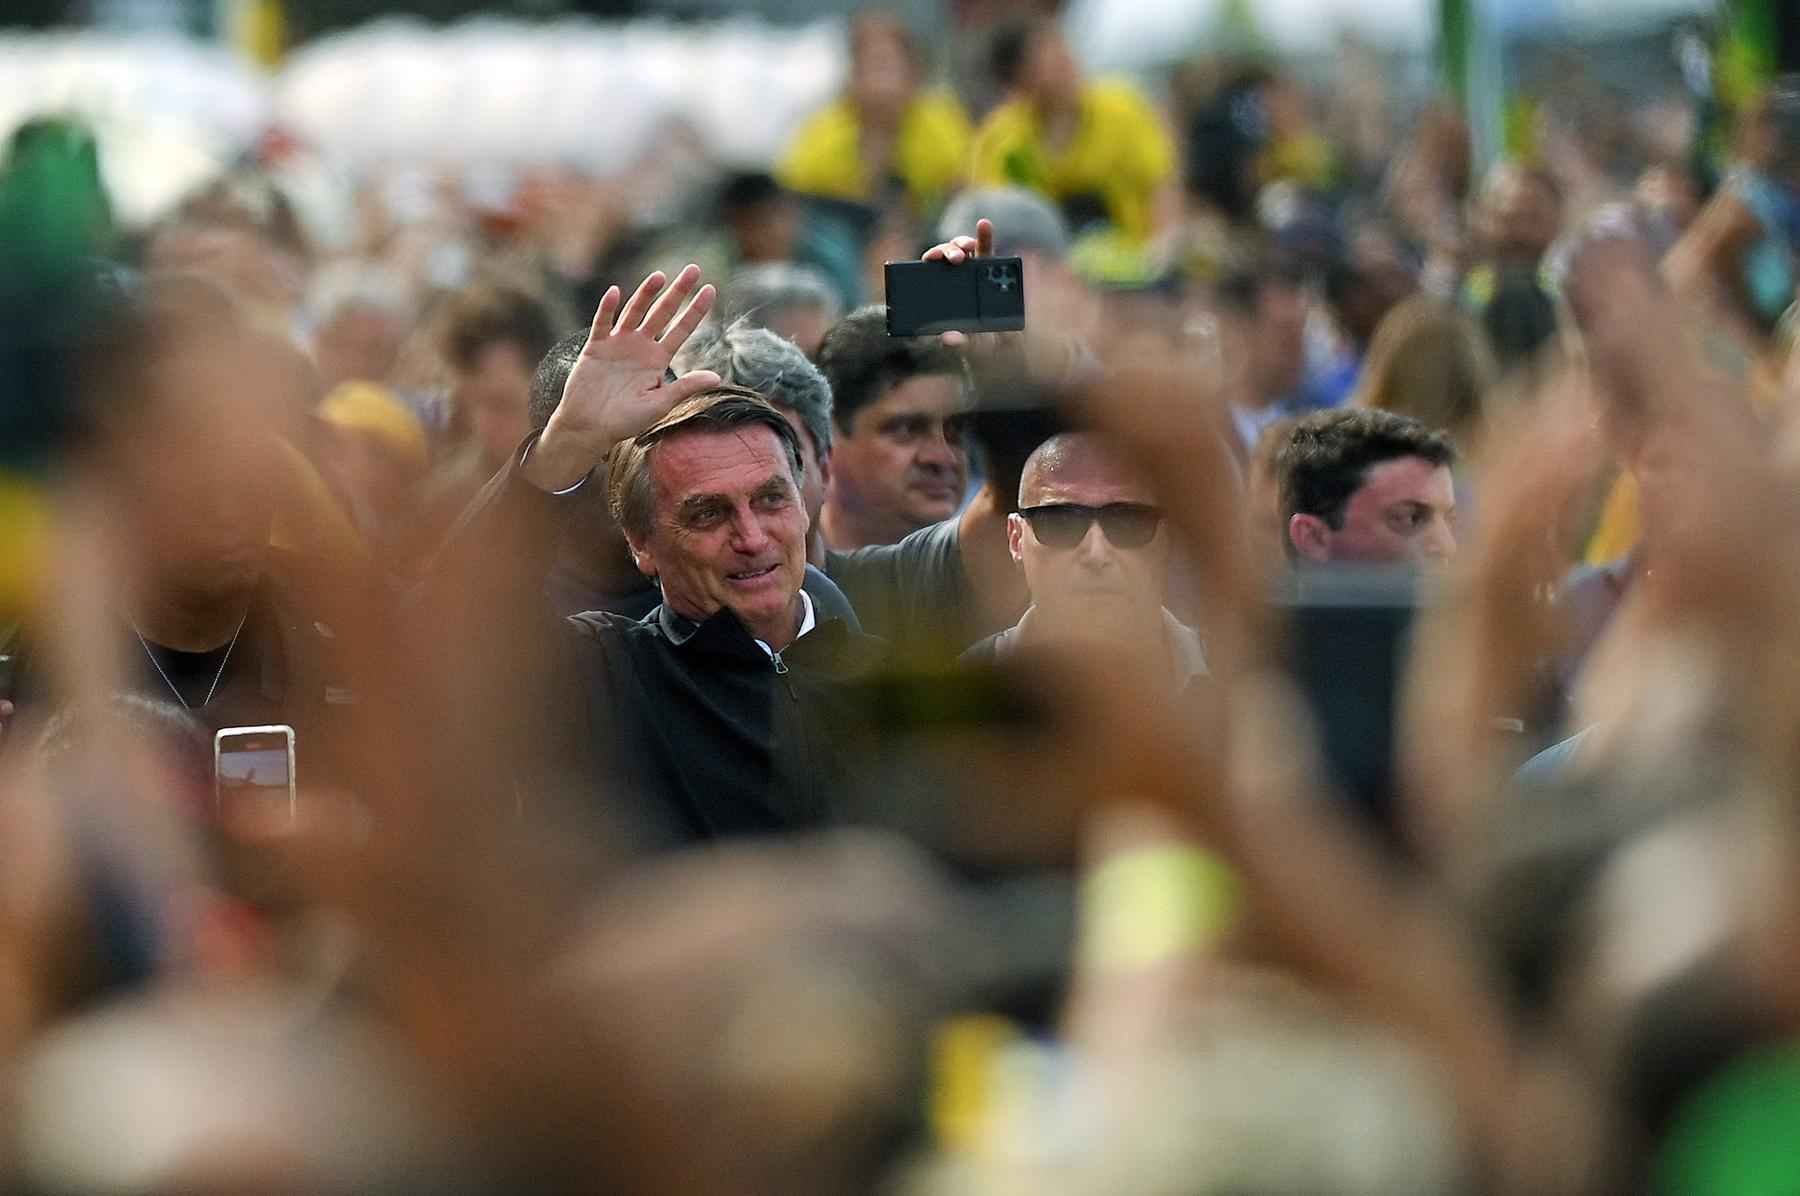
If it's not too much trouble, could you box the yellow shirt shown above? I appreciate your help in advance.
[970,80,1175,244]
[777,90,973,214]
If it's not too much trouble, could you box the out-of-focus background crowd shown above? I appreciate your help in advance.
[11,0,1800,1191]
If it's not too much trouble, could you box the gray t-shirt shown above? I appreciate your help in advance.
[825,517,975,669]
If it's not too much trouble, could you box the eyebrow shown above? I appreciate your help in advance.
[675,476,792,518]
[1389,499,1453,515]
[675,492,728,518]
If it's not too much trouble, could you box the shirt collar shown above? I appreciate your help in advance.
[655,590,815,654]
[754,589,814,658]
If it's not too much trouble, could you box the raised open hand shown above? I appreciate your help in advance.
[526,264,720,492]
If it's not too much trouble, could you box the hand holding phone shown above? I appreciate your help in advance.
[884,256,1026,338]
[888,218,1024,339]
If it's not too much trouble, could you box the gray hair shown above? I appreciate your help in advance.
[938,187,1071,261]
[719,263,843,329]
[672,317,835,460]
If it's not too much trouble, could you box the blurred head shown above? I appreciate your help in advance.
[673,319,835,537]
[938,188,1072,267]
[718,264,843,360]
[720,173,801,267]
[608,388,810,641]
[1474,161,1564,268]
[849,12,922,127]
[148,174,309,319]
[991,19,1081,112]
[89,276,297,603]
[306,265,412,388]
[1219,256,1309,405]
[1478,268,1560,374]
[1353,297,1497,445]
[1008,432,1168,630]
[817,306,968,542]
[1278,408,1458,566]
[442,282,557,471]
[1324,229,1418,351]
[314,382,429,532]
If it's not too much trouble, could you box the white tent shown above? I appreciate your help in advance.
[1064,0,1716,71]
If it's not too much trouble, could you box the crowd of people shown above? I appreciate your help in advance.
[9,5,1800,1192]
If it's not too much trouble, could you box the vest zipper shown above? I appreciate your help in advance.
[771,651,799,700]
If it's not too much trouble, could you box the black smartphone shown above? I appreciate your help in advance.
[214,724,297,818]
[885,256,1026,337]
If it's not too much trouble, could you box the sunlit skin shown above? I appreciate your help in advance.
[822,374,967,550]
[1288,456,1457,566]
[1008,437,1170,642]
[625,424,810,650]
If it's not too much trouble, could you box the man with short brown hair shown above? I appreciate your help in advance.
[1276,409,1458,567]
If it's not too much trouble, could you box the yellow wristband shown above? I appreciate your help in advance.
[1077,843,1241,972]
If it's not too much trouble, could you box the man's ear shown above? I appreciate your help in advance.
[624,532,657,579]
[816,450,832,492]
[1007,512,1027,564]
[1287,513,1333,563]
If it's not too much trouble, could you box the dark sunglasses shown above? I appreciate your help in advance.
[1019,503,1163,549]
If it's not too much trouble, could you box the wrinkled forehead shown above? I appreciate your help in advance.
[649,422,797,503]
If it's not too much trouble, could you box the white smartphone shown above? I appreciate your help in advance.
[214,724,296,817]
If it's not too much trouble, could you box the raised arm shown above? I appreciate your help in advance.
[523,265,720,492]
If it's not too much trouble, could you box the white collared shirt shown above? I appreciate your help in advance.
[753,589,815,659]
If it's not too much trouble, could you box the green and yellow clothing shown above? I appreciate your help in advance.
[969,80,1176,244]
[777,91,973,214]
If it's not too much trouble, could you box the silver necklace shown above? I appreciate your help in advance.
[131,613,248,711]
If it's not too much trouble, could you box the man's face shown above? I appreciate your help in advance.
[1008,453,1169,625]
[1289,455,1457,566]
[629,424,809,635]
[776,409,830,539]
[831,374,968,533]
[455,341,535,471]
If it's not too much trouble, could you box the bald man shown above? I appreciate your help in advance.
[959,432,1206,688]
